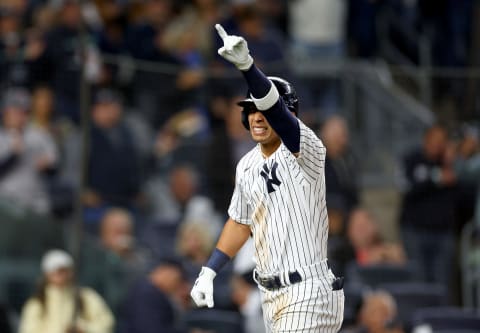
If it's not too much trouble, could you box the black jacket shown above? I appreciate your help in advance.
[325,151,359,214]
[88,123,142,206]
[120,278,183,333]
[399,148,455,230]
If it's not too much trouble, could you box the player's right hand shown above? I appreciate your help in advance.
[190,266,216,308]
[215,23,253,71]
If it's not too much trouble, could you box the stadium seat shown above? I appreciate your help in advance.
[379,282,448,331]
[345,262,419,288]
[0,201,64,260]
[184,309,244,333]
[431,331,480,333]
[0,259,39,313]
[342,283,367,328]
[412,307,480,331]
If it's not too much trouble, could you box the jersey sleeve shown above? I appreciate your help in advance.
[227,164,252,225]
[296,121,326,181]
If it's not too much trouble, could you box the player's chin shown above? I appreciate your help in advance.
[251,134,270,144]
[250,132,263,141]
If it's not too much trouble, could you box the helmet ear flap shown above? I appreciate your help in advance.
[241,110,250,130]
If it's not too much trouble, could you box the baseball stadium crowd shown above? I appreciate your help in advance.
[0,0,479,332]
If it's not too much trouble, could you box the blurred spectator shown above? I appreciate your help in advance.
[176,221,215,282]
[321,115,359,219]
[399,125,456,286]
[80,208,149,318]
[288,0,347,117]
[30,85,55,132]
[347,208,406,266]
[0,87,58,215]
[30,2,57,32]
[321,117,360,275]
[100,207,149,275]
[346,0,382,58]
[417,0,473,68]
[327,205,346,237]
[232,237,255,282]
[210,0,252,51]
[289,0,347,61]
[448,126,477,235]
[120,258,189,333]
[162,0,222,63]
[347,290,404,333]
[326,207,355,277]
[126,0,173,57]
[18,249,114,333]
[29,0,101,123]
[235,4,286,69]
[454,126,480,227]
[160,1,228,110]
[145,164,222,235]
[173,219,234,312]
[151,108,210,174]
[231,237,264,333]
[230,273,264,333]
[30,84,75,218]
[88,208,146,311]
[93,0,128,87]
[0,4,30,88]
[256,0,288,37]
[82,89,143,226]
[205,91,255,212]
[125,0,184,127]
[23,28,49,85]
[213,3,286,72]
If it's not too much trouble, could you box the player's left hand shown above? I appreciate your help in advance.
[215,23,253,71]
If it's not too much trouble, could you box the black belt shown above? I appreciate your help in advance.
[254,270,302,290]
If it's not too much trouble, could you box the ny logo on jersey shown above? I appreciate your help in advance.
[260,162,281,193]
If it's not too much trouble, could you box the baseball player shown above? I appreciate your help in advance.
[190,24,345,332]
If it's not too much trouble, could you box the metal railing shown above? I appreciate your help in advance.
[292,58,434,187]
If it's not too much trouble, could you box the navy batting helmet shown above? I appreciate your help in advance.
[237,76,299,130]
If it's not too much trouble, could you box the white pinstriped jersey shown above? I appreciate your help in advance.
[228,120,328,275]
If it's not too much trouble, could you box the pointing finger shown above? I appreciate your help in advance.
[215,23,228,40]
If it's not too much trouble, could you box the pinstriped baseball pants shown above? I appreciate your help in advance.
[259,270,344,332]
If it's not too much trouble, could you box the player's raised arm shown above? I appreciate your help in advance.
[215,24,300,154]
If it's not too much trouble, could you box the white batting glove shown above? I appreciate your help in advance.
[215,23,254,71]
[190,266,216,308]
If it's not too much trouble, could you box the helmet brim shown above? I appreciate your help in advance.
[237,98,255,108]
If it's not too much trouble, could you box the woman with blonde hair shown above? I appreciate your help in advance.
[18,249,114,333]
[176,221,215,282]
[177,221,214,264]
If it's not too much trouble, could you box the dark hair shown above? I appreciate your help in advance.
[424,124,447,138]
[148,256,187,278]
